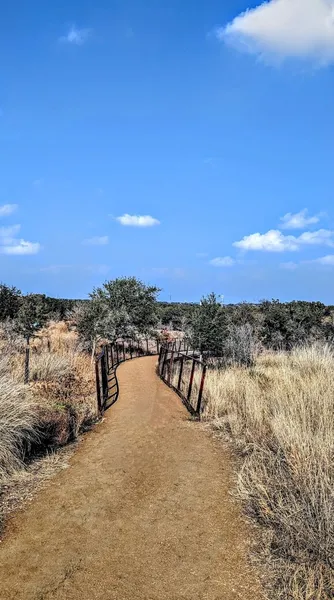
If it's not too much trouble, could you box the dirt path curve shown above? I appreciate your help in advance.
[0,357,263,600]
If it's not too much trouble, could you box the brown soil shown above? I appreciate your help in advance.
[0,357,263,600]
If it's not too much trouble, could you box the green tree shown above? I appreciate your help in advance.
[190,293,228,355]
[0,283,21,321]
[92,277,161,337]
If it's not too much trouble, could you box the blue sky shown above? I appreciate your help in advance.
[1,0,334,303]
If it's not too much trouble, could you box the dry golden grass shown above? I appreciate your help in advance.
[0,320,96,531]
[200,344,334,600]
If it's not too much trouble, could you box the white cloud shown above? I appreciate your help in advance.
[83,236,109,246]
[0,224,40,255]
[0,204,18,217]
[312,254,334,265]
[280,209,320,229]
[298,229,334,246]
[59,26,91,45]
[210,256,236,267]
[116,214,160,227]
[234,228,334,252]
[218,0,334,65]
[234,229,299,252]
[1,240,40,255]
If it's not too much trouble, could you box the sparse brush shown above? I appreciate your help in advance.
[29,353,73,382]
[201,344,334,599]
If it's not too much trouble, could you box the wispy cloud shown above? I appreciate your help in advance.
[116,214,160,227]
[311,255,334,266]
[0,204,18,217]
[234,229,334,252]
[83,236,109,246]
[0,224,40,255]
[280,209,321,229]
[59,25,91,46]
[1,241,40,255]
[210,256,236,267]
[280,261,299,270]
[217,0,334,65]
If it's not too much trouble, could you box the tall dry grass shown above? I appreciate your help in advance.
[201,344,334,600]
[0,321,96,531]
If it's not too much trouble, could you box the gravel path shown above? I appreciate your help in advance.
[0,357,263,599]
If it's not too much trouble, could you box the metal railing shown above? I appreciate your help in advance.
[157,342,207,417]
[95,338,207,419]
[95,338,161,414]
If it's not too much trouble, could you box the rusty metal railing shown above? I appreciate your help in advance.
[95,338,207,419]
[95,338,161,414]
[157,342,207,418]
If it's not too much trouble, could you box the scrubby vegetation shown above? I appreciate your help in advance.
[0,319,96,531]
[177,295,334,600]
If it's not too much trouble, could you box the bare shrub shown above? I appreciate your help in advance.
[202,344,334,599]
[223,324,261,367]
[30,353,73,382]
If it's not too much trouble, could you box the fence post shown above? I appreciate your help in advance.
[137,339,140,356]
[130,342,133,360]
[24,336,30,385]
[123,341,126,362]
[158,345,163,374]
[156,339,159,355]
[110,344,114,368]
[178,355,184,391]
[146,338,149,355]
[187,359,196,404]
[116,343,119,364]
[95,360,102,414]
[100,353,109,410]
[161,347,168,380]
[168,346,175,386]
[196,364,207,416]
[105,345,109,374]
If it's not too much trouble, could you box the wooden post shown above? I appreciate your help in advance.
[24,336,30,385]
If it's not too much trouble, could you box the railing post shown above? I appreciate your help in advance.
[158,345,163,374]
[116,343,119,364]
[168,346,175,386]
[123,341,126,362]
[105,345,109,373]
[156,339,159,355]
[137,339,140,356]
[161,347,167,380]
[146,338,149,355]
[178,355,184,391]
[101,352,109,409]
[95,360,102,414]
[130,342,133,360]
[110,344,114,368]
[196,364,207,416]
[187,359,196,404]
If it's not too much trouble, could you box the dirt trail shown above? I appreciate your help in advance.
[0,357,263,600]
